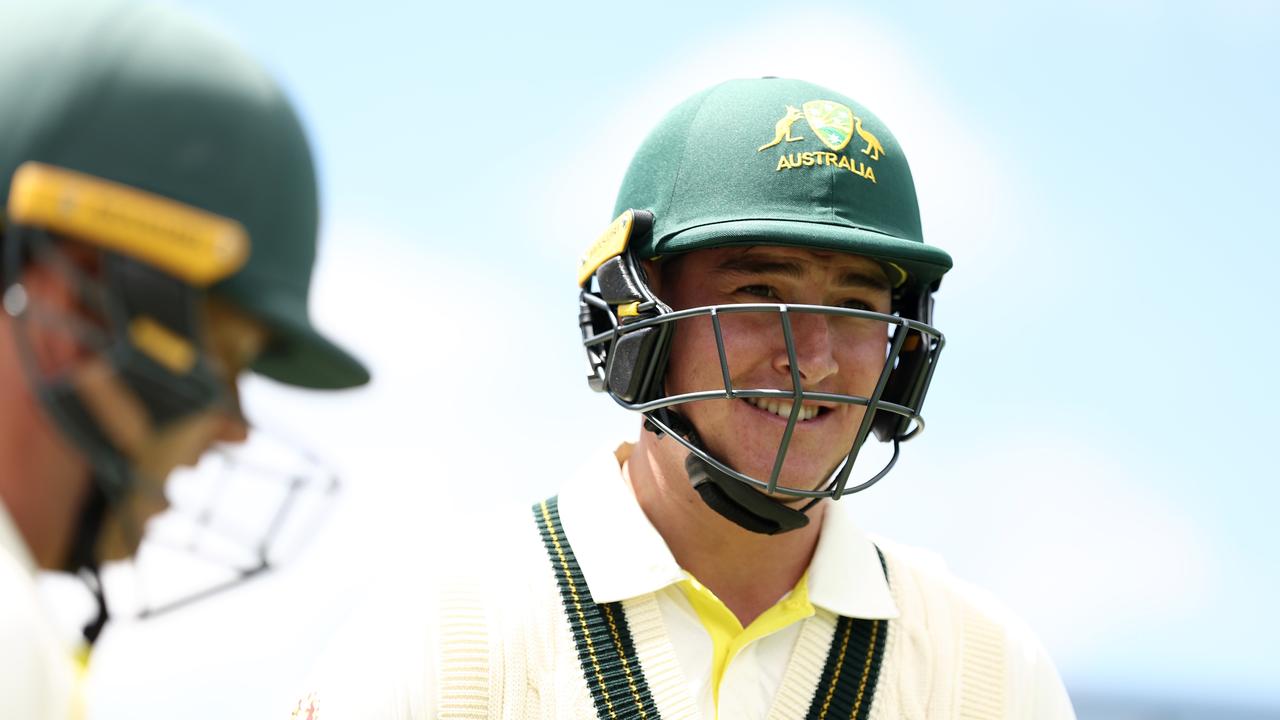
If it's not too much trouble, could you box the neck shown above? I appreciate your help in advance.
[0,338,90,570]
[624,429,825,627]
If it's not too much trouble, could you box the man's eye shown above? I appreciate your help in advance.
[840,299,874,311]
[736,285,779,299]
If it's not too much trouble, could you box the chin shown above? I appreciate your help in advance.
[94,497,169,563]
[710,449,839,495]
[95,530,145,563]
[682,406,852,492]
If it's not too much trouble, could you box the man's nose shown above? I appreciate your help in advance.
[772,311,839,384]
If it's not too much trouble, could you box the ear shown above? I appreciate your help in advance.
[13,241,104,371]
[639,258,662,296]
[19,239,103,305]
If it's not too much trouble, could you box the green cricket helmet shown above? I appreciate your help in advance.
[578,78,951,534]
[0,0,366,638]
[0,0,367,392]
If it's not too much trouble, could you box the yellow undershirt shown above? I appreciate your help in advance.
[676,571,815,717]
[71,644,90,720]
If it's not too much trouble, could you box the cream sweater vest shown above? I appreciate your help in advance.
[434,515,1006,720]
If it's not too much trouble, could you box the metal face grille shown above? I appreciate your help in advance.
[582,296,944,501]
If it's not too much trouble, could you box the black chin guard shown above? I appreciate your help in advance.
[687,454,809,535]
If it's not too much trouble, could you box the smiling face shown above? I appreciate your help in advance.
[652,245,893,494]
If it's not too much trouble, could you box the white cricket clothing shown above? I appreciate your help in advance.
[298,447,1076,719]
[0,499,78,720]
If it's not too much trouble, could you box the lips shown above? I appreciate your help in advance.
[743,396,830,421]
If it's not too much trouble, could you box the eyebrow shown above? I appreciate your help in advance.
[715,255,891,291]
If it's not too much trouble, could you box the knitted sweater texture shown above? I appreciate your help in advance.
[429,511,1061,719]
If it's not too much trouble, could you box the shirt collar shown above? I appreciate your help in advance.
[807,499,899,619]
[557,444,686,604]
[0,496,38,576]
[558,444,899,620]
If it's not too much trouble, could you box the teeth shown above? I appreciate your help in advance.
[747,397,821,421]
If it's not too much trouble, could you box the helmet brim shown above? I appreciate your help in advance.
[655,219,953,290]
[255,325,369,390]
[232,286,369,390]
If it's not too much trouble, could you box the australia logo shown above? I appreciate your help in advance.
[758,100,884,183]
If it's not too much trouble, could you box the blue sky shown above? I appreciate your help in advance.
[61,1,1280,717]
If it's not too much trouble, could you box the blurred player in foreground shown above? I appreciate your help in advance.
[0,1,368,717]
[296,78,1074,718]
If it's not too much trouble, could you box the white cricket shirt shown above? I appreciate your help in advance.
[0,499,79,720]
[297,445,1076,719]
[558,444,899,720]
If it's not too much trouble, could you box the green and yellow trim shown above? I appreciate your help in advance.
[127,315,198,374]
[534,497,660,720]
[577,210,636,287]
[802,550,888,720]
[6,162,249,287]
[535,496,889,720]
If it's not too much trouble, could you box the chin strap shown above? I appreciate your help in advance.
[686,453,811,535]
[40,385,130,647]
[649,408,817,536]
[77,566,109,647]
[65,475,112,646]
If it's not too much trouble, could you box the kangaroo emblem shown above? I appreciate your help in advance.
[854,116,885,161]
[758,105,806,152]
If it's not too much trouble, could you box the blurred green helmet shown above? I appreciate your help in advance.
[0,0,367,389]
[0,0,367,630]
[579,78,950,535]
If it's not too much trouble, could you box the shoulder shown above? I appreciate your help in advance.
[873,537,1076,720]
[288,502,549,719]
[874,535,1025,638]
[0,549,76,720]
